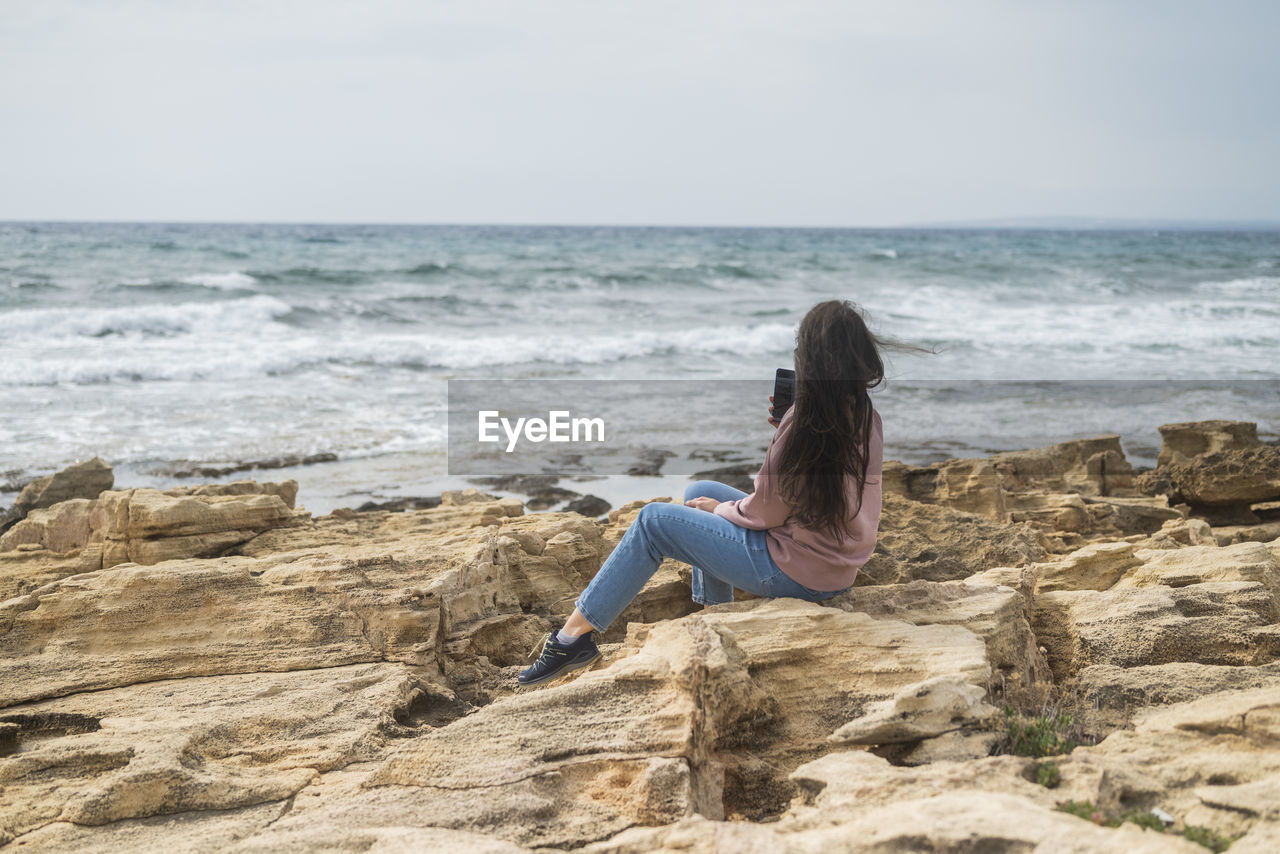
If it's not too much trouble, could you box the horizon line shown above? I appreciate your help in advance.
[2,215,1280,231]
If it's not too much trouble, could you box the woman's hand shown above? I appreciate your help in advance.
[685,496,721,513]
[767,395,781,429]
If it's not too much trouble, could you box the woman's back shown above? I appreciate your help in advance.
[713,404,884,591]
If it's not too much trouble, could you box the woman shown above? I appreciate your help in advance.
[518,299,888,687]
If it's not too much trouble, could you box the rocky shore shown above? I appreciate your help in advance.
[2,420,1280,852]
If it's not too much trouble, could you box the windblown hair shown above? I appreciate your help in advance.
[775,300,928,541]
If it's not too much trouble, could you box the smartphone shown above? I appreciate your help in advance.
[772,368,795,421]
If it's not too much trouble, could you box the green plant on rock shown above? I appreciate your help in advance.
[1055,800,1118,827]
[1053,801,1241,851]
[1002,706,1078,757]
[1179,825,1239,853]
[1034,761,1061,788]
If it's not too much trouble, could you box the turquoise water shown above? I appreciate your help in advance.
[2,222,1277,511]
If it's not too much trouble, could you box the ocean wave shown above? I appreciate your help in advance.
[9,280,63,290]
[198,245,251,260]
[332,321,800,371]
[0,294,292,342]
[403,262,454,276]
[869,249,898,259]
[178,271,259,289]
[1193,276,1280,297]
[249,266,366,284]
[0,319,797,386]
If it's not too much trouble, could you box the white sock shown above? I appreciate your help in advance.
[555,628,584,644]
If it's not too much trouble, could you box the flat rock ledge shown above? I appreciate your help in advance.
[2,422,1280,852]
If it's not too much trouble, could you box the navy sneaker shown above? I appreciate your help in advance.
[517,630,601,687]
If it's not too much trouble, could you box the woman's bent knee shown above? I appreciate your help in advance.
[683,480,718,501]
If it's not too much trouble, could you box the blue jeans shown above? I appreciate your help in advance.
[574,480,847,632]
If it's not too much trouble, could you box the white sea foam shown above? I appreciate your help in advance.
[0,295,292,342]
[870,248,898,259]
[178,271,259,289]
[879,280,1280,379]
[1192,276,1280,297]
[0,318,796,386]
[335,321,799,370]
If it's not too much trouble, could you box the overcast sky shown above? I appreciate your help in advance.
[2,0,1277,226]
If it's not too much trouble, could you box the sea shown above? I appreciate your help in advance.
[2,222,1277,515]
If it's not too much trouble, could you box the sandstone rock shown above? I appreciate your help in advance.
[0,498,94,553]
[1135,516,1216,550]
[1007,492,1183,540]
[82,486,310,569]
[1194,776,1280,821]
[1075,662,1280,729]
[1155,419,1262,467]
[238,493,525,557]
[787,750,1054,813]
[1136,445,1280,523]
[1033,581,1280,681]
[1,497,558,707]
[10,458,1280,853]
[0,547,86,603]
[901,730,1002,765]
[1062,685,1280,838]
[881,456,1007,520]
[829,579,1050,696]
[255,601,993,848]
[1033,541,1144,593]
[10,801,293,854]
[1230,819,1280,854]
[679,599,992,764]
[352,615,771,848]
[0,496,654,710]
[854,492,1047,587]
[830,674,998,745]
[441,487,506,505]
[165,478,299,509]
[483,516,606,614]
[579,788,1200,853]
[1081,495,1187,535]
[1213,519,1280,548]
[233,826,534,853]
[1116,539,1280,604]
[0,663,432,845]
[0,458,113,535]
[0,556,445,705]
[991,435,1137,497]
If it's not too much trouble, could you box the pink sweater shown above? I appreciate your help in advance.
[713,404,883,591]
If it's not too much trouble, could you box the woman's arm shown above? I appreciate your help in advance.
[710,410,794,530]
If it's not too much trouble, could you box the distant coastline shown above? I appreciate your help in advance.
[898,215,1280,231]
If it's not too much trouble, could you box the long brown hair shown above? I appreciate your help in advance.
[775,300,927,541]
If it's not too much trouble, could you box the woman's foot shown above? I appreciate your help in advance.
[518,630,601,687]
